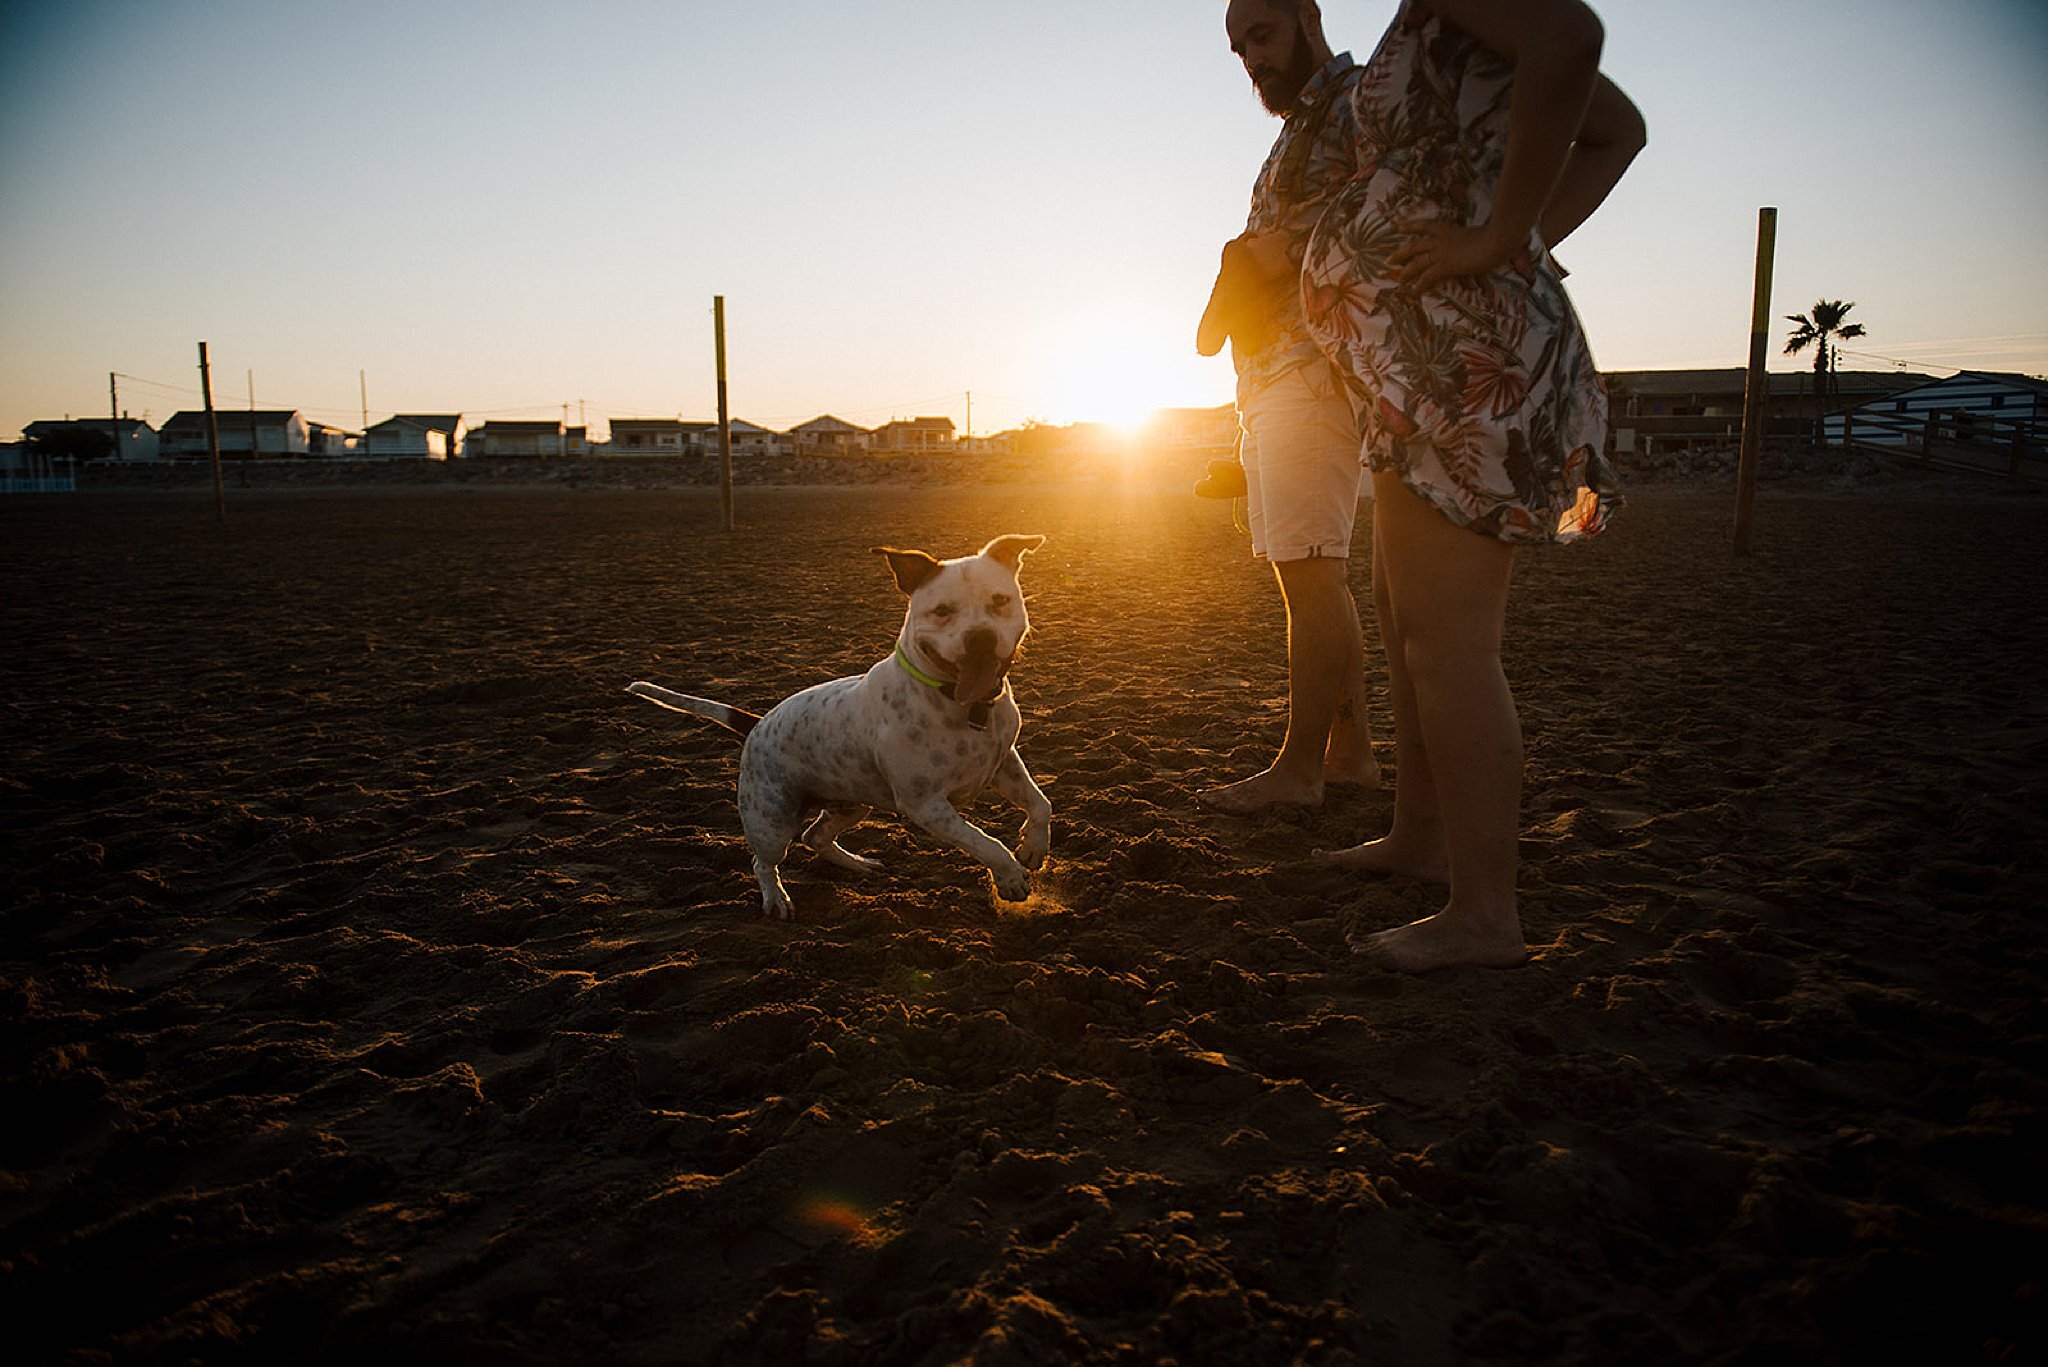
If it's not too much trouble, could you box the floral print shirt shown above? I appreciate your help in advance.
[1236,53,1366,394]
[1300,0,1621,543]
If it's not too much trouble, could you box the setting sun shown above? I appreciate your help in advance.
[1041,313,1202,432]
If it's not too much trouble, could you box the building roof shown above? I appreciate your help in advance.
[469,420,563,434]
[160,409,304,433]
[792,414,869,433]
[369,414,462,434]
[1602,368,1933,400]
[876,416,956,431]
[610,418,718,432]
[1948,370,2048,398]
[23,417,153,437]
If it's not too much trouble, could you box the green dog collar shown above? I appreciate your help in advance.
[893,642,947,690]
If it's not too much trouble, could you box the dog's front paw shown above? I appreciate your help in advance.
[993,861,1031,902]
[1018,828,1050,872]
[760,888,796,921]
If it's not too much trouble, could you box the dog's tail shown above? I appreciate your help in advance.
[625,681,761,738]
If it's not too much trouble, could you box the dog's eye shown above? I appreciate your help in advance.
[990,594,1013,611]
[929,603,956,620]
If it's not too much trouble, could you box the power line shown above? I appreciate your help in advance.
[1834,348,1962,375]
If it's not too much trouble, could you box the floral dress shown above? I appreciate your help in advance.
[1300,0,1620,543]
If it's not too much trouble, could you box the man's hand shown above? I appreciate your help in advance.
[1196,233,1293,358]
[1196,244,1240,357]
[1235,229,1294,281]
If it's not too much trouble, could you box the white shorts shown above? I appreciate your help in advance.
[1237,363,1368,561]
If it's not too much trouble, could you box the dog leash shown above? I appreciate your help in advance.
[893,642,1000,730]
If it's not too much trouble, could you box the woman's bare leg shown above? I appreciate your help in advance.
[1350,472,1526,970]
[1317,485,1447,879]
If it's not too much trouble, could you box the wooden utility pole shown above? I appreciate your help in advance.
[715,294,733,531]
[1733,206,1777,557]
[199,342,225,522]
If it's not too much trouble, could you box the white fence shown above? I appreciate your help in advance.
[0,455,77,493]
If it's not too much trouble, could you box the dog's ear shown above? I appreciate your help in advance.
[980,534,1046,570]
[871,546,944,595]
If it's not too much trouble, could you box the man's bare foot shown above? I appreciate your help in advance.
[1349,911,1527,972]
[1322,753,1384,791]
[1196,768,1323,814]
[1313,834,1448,883]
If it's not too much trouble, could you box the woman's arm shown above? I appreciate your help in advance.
[1540,74,1646,249]
[1388,0,1625,290]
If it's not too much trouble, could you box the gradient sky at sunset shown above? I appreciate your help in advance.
[3,0,2043,440]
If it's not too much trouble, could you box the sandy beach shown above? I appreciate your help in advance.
[3,467,2044,1363]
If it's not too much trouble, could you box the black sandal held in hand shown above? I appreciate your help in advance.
[1193,458,1248,500]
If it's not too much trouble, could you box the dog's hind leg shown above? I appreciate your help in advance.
[802,805,880,874]
[739,785,804,920]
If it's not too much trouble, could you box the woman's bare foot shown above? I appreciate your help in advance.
[1313,834,1449,883]
[1197,768,1323,814]
[1349,910,1527,972]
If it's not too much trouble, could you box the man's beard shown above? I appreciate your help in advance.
[1251,23,1318,115]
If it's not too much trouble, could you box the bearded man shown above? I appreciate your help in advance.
[1196,0,1381,812]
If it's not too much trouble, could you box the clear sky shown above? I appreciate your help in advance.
[3,0,2044,440]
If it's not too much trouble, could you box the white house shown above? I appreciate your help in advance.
[873,416,956,453]
[608,418,717,455]
[790,414,871,455]
[307,423,360,457]
[157,409,310,458]
[729,419,788,456]
[366,414,464,459]
[1828,370,2048,452]
[21,417,159,461]
[466,420,588,458]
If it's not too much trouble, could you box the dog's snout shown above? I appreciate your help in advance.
[963,626,999,658]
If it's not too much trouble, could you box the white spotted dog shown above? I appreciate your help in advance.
[626,534,1052,920]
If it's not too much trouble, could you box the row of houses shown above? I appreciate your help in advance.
[15,410,980,463]
[1604,368,2047,457]
[13,370,2045,465]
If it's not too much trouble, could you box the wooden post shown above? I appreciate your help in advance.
[199,341,225,523]
[715,295,734,531]
[1733,207,1777,557]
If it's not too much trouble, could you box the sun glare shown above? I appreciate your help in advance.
[1043,316,1194,432]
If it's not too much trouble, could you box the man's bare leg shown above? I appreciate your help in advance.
[1200,555,1381,812]
[1322,575,1382,789]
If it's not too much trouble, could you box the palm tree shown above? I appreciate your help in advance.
[1785,299,1867,446]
